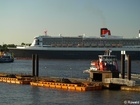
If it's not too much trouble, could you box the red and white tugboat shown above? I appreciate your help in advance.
[89,49,118,71]
[90,50,118,71]
[83,49,119,82]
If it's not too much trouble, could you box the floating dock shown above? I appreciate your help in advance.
[0,73,140,91]
[0,73,32,84]
[30,81,102,91]
[121,86,140,91]
[0,73,102,91]
[0,77,31,84]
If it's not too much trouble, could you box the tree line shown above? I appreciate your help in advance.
[0,43,31,51]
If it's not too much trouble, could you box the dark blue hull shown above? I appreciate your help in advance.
[9,49,140,60]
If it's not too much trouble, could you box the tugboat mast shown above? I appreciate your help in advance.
[104,49,112,56]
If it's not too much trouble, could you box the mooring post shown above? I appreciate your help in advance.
[35,54,39,77]
[127,55,131,80]
[32,54,35,77]
[121,54,125,79]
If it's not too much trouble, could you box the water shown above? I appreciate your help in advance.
[0,59,140,105]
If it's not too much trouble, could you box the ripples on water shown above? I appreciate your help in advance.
[0,59,140,105]
[1,59,140,77]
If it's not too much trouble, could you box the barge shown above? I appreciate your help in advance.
[30,81,102,91]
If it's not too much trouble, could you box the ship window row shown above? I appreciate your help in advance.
[43,41,140,45]
[42,41,140,46]
[42,38,140,46]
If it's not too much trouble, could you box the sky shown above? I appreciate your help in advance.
[0,0,140,45]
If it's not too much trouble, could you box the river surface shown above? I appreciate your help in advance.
[0,59,140,105]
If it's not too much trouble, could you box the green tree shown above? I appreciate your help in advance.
[2,44,8,51]
[7,44,16,48]
[21,43,25,46]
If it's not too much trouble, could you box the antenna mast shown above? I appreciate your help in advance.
[44,30,47,36]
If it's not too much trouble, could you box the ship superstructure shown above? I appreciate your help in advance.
[29,28,140,48]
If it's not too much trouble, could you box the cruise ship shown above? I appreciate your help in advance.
[8,28,140,60]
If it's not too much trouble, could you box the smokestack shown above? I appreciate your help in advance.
[108,30,111,35]
[100,28,111,37]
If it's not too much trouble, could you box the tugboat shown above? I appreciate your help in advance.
[0,51,14,63]
[84,49,118,73]
[90,50,118,71]
[84,49,119,82]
